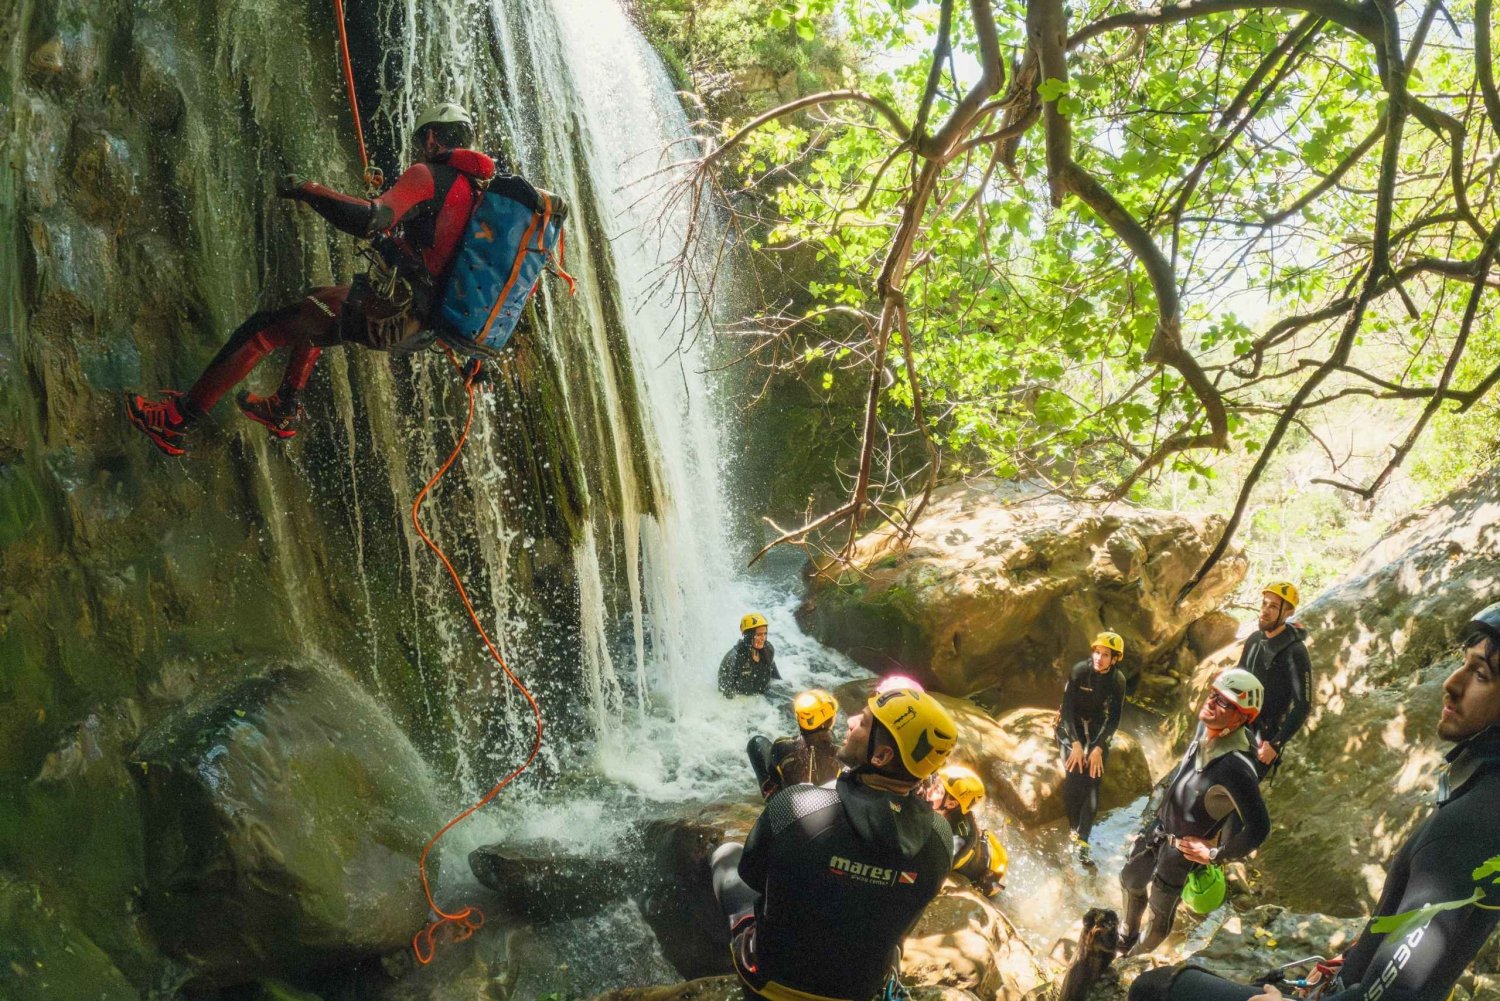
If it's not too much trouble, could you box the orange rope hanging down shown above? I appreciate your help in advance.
[330,0,383,192]
[409,351,545,964]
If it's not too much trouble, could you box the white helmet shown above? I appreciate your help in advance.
[1212,668,1263,722]
[414,101,473,131]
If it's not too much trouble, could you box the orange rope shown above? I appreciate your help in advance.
[330,0,382,192]
[409,348,545,965]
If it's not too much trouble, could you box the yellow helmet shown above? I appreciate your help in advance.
[984,831,1008,881]
[794,689,837,732]
[867,687,958,780]
[936,764,986,813]
[1091,631,1125,656]
[739,612,769,634]
[1262,581,1299,610]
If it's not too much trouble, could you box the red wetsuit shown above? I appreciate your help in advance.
[183,149,496,415]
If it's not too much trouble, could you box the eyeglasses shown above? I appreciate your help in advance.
[1206,692,1235,713]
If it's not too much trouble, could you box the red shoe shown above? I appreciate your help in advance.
[236,391,301,439]
[125,390,193,456]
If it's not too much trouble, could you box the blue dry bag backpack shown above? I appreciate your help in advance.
[435,175,571,354]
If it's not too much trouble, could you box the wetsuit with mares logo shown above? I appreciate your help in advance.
[718,638,781,697]
[1057,659,1125,842]
[1121,725,1269,953]
[748,730,840,799]
[1237,623,1313,778]
[182,150,500,417]
[711,771,953,1001]
[1129,728,1500,1001]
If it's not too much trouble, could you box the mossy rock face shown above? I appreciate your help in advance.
[0,876,138,1001]
[131,662,442,989]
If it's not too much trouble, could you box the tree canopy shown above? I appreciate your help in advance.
[667,0,1500,596]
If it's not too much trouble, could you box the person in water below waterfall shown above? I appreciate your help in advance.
[1057,630,1127,868]
[1130,601,1500,1001]
[711,685,959,1001]
[924,763,1008,897]
[718,612,781,697]
[1118,668,1270,956]
[748,688,841,799]
[125,102,536,455]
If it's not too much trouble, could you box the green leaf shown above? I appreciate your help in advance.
[1368,889,1483,937]
[769,8,791,29]
[1038,78,1069,102]
[1472,856,1500,883]
[821,371,834,391]
[796,17,816,40]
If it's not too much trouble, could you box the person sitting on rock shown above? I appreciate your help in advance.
[924,763,1008,897]
[748,688,841,799]
[125,102,514,454]
[1057,630,1127,868]
[1129,601,1500,1001]
[718,612,780,697]
[710,686,958,1001]
[1235,582,1313,780]
[1119,668,1269,956]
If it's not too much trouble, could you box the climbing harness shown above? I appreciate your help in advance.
[330,0,383,194]
[409,344,545,964]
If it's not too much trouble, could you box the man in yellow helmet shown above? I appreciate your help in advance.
[1056,631,1127,867]
[924,764,1007,897]
[711,686,959,1001]
[718,612,781,697]
[748,689,841,799]
[1235,582,1313,778]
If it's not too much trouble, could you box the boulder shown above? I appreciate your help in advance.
[903,888,1044,999]
[799,480,1246,704]
[468,839,637,923]
[131,663,442,989]
[638,800,762,980]
[0,875,138,1001]
[1182,467,1500,915]
[832,683,1152,828]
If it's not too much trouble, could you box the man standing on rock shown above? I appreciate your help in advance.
[718,612,781,698]
[1057,631,1127,867]
[747,688,841,799]
[710,685,958,1001]
[1118,669,1269,955]
[1129,601,1500,1001]
[1237,582,1313,779]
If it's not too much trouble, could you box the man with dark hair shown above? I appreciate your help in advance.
[1130,600,1500,1001]
[711,686,958,1001]
[126,102,515,453]
[1237,582,1313,777]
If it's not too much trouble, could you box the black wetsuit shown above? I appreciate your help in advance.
[711,771,953,1001]
[1121,726,1269,952]
[718,638,781,697]
[1236,623,1312,776]
[1056,659,1126,842]
[1130,729,1500,1001]
[748,730,840,799]
[945,809,1002,897]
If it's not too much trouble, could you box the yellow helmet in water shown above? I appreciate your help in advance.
[1262,581,1300,610]
[936,764,986,814]
[1091,631,1125,656]
[794,689,837,732]
[984,831,1008,883]
[739,612,769,634]
[867,687,958,780]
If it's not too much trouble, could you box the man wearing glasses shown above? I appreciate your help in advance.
[1118,669,1270,955]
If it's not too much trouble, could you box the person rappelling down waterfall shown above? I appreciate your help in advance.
[125,102,570,456]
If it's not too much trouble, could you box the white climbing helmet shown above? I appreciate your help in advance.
[1211,668,1264,722]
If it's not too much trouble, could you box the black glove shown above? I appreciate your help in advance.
[276,174,307,200]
